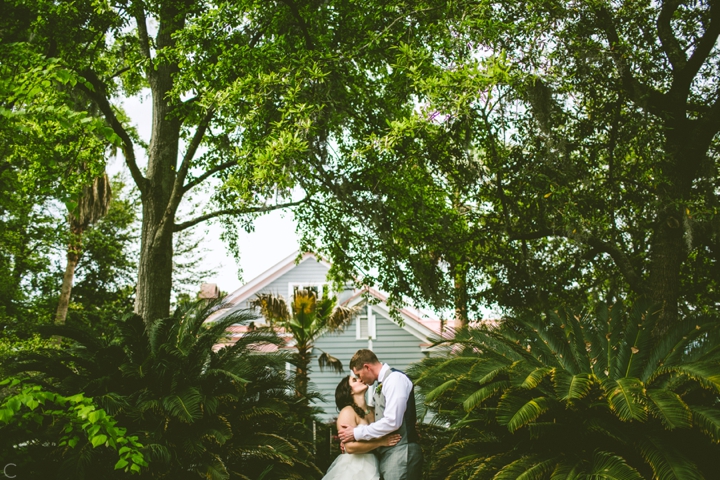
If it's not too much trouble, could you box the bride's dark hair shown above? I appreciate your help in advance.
[335,375,365,418]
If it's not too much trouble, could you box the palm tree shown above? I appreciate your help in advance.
[251,287,359,401]
[9,302,322,479]
[55,173,112,325]
[411,301,720,479]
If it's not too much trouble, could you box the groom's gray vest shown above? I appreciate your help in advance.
[373,368,422,480]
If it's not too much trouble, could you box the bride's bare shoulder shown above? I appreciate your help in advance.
[337,406,360,427]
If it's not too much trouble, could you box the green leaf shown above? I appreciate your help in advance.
[638,436,705,480]
[114,458,129,470]
[604,378,647,422]
[463,381,510,411]
[691,406,720,443]
[554,371,595,400]
[91,434,108,447]
[589,451,644,479]
[646,389,691,430]
[497,395,551,433]
[424,379,457,402]
[520,366,554,389]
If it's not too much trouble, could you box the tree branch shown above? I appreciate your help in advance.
[173,197,308,232]
[594,6,667,117]
[167,108,215,213]
[79,69,147,193]
[658,0,687,70]
[677,0,720,94]
[279,0,314,50]
[182,158,237,193]
[133,3,153,67]
[510,228,648,294]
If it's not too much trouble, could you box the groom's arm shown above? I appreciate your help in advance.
[353,373,413,441]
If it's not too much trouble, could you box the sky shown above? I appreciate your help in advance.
[110,93,300,295]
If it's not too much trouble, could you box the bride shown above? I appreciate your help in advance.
[322,375,401,480]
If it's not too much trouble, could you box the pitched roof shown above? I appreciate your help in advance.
[216,250,451,345]
[223,251,331,306]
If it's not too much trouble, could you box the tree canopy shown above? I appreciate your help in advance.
[298,0,720,331]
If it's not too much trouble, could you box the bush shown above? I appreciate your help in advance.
[410,301,720,479]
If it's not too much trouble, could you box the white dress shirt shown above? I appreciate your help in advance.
[354,363,413,441]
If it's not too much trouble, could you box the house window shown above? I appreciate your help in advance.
[288,283,328,303]
[356,304,376,340]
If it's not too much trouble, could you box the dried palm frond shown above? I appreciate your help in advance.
[317,350,344,373]
[250,293,290,324]
[326,304,361,332]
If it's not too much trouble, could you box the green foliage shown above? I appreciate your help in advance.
[0,378,147,475]
[410,301,720,479]
[297,0,720,329]
[251,287,359,401]
[7,302,321,479]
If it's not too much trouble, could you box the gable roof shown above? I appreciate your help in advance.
[223,251,331,307]
[342,287,445,342]
[217,250,449,344]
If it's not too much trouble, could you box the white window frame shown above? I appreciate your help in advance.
[287,282,328,303]
[356,304,376,340]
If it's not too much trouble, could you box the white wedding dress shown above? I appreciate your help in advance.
[322,453,380,480]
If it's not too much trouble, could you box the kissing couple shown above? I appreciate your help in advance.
[322,349,423,480]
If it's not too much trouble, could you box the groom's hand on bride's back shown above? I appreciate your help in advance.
[338,424,356,443]
[382,434,401,447]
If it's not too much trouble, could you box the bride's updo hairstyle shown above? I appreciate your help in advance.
[335,375,366,418]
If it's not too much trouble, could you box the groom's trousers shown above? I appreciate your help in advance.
[376,442,423,480]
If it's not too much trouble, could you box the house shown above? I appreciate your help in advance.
[213,251,451,421]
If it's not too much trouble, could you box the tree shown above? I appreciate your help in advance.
[251,288,359,401]
[55,173,112,325]
[4,0,441,326]
[298,0,720,332]
[410,301,720,479]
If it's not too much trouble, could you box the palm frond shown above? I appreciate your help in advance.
[250,293,290,323]
[638,435,706,480]
[691,406,720,443]
[588,450,644,480]
[326,304,361,332]
[646,389,691,430]
[554,371,595,400]
[519,366,554,389]
[497,394,552,433]
[316,349,344,373]
[603,377,647,422]
[462,381,510,411]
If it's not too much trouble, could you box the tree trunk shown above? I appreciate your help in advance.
[647,204,685,334]
[453,261,469,328]
[295,345,310,401]
[133,3,183,324]
[647,115,704,336]
[55,241,81,325]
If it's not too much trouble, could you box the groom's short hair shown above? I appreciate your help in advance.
[350,349,380,370]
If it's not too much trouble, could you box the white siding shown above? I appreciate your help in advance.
[228,257,331,317]
[311,305,428,421]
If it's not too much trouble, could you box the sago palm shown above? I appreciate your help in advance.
[251,287,359,401]
[8,302,321,479]
[411,301,720,479]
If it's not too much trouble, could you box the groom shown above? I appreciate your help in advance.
[338,349,423,480]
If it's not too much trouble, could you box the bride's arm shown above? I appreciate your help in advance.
[343,433,401,454]
[337,408,401,454]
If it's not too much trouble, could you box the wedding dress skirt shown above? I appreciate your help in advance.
[322,453,380,480]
